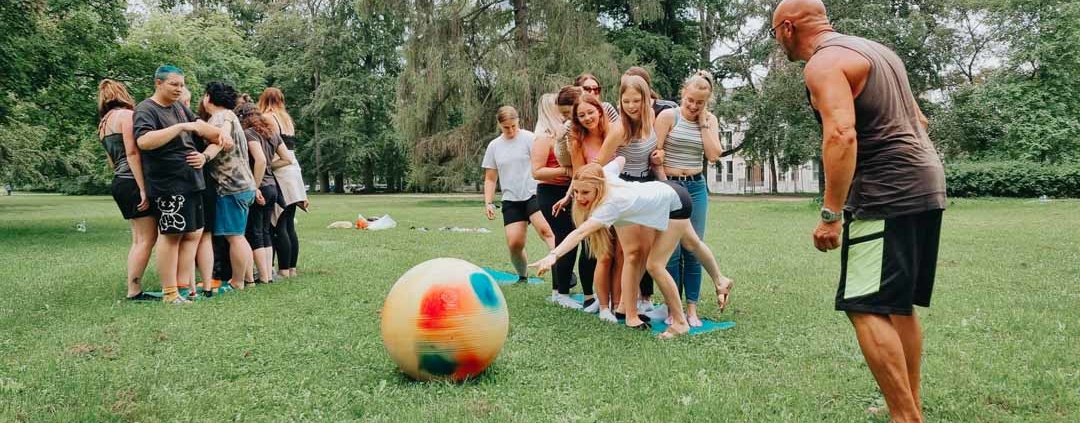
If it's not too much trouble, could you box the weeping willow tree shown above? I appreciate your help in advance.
[396,0,624,192]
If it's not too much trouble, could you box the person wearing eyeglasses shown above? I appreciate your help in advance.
[574,73,619,123]
[653,70,733,328]
[772,1,946,422]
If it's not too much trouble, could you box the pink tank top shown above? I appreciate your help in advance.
[583,138,602,164]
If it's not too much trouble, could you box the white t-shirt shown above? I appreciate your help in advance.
[481,130,537,202]
[588,161,682,231]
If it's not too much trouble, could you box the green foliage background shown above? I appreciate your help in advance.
[1,0,1077,196]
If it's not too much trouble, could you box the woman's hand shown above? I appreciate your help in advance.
[137,190,150,212]
[256,190,266,206]
[650,149,665,166]
[186,152,206,169]
[529,252,558,276]
[552,194,571,217]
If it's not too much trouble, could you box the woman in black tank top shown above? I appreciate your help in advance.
[97,79,159,301]
[258,87,307,278]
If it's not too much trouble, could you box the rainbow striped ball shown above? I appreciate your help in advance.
[380,258,509,381]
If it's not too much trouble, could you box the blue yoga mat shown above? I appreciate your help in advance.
[481,267,544,285]
[566,294,735,335]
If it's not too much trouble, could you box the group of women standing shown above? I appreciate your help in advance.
[97,71,307,304]
[483,68,736,339]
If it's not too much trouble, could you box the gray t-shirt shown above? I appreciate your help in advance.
[481,130,537,202]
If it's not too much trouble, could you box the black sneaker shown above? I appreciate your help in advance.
[516,276,528,284]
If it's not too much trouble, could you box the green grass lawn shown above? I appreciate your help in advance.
[0,194,1077,422]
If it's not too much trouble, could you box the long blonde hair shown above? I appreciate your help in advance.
[618,75,654,142]
[571,164,613,259]
[257,87,295,136]
[534,93,563,138]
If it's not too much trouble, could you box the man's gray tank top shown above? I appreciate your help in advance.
[813,35,946,219]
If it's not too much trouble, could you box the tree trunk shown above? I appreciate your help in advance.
[334,173,345,193]
[698,2,713,68]
[314,66,327,193]
[512,0,534,130]
[769,154,779,194]
[363,157,375,193]
[816,156,825,195]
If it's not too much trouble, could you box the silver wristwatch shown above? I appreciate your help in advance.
[820,207,842,223]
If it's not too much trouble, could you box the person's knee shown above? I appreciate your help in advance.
[507,239,526,253]
[623,247,645,264]
[646,260,667,276]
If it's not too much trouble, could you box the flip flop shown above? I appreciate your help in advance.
[125,292,162,301]
[627,321,652,331]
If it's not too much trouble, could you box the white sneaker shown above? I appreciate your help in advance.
[582,298,599,314]
[646,304,669,321]
[555,294,583,310]
[637,299,654,312]
[598,309,617,323]
[166,296,193,306]
[548,290,558,302]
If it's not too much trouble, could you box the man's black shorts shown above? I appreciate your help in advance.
[836,209,943,315]
[154,192,205,234]
[501,196,541,226]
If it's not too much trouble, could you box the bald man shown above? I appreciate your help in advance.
[771,1,946,422]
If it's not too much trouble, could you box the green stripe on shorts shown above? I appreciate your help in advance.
[845,219,884,299]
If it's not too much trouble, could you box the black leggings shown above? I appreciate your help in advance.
[246,185,277,250]
[212,235,231,281]
[273,204,300,270]
[537,184,576,294]
[577,242,595,297]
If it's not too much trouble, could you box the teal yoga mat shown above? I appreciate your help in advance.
[481,267,544,285]
[567,294,735,335]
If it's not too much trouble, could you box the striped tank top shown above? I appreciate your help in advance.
[664,107,704,172]
[616,130,656,178]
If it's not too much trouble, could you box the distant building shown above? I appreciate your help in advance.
[705,122,821,195]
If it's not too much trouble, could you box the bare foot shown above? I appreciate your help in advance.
[657,322,690,339]
[687,314,703,327]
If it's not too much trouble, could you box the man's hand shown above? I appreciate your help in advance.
[256,190,266,206]
[528,253,557,276]
[813,220,842,252]
[484,203,496,220]
[186,152,206,169]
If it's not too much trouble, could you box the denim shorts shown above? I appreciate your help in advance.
[214,190,256,236]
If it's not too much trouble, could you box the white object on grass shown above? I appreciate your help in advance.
[327,221,354,229]
[367,215,397,231]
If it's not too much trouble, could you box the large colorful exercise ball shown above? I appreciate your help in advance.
[380,258,509,381]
